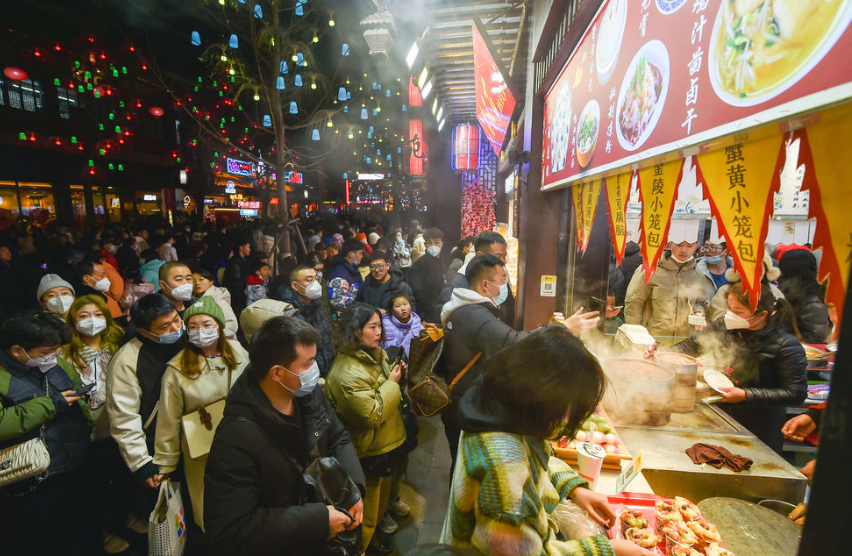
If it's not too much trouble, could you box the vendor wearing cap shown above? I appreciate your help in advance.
[38,274,76,317]
[625,221,716,338]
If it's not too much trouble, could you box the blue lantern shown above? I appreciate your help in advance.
[360,108,368,119]
[342,43,350,56]
[343,105,348,113]
[346,91,351,100]
[372,82,378,90]
[276,76,286,90]
[295,2,304,16]
[262,114,272,127]
[366,157,372,164]
[372,108,378,116]
[294,74,303,87]
[289,101,298,114]
[387,154,392,161]
[397,147,402,153]
[369,126,374,133]
[343,172,348,179]
[386,89,391,97]
[280,61,288,74]
[312,128,320,141]
[367,131,373,139]
[238,0,245,3]
[338,87,347,101]
[296,52,305,66]
[229,34,239,48]
[401,104,406,112]
[190,31,201,46]
[377,149,382,156]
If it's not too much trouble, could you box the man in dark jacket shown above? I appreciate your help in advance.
[204,317,365,556]
[436,255,598,469]
[270,264,336,377]
[224,238,251,315]
[408,228,446,323]
[436,231,516,326]
[326,239,365,311]
[356,250,415,313]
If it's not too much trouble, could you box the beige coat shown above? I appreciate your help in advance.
[201,286,238,340]
[153,339,249,530]
[624,255,716,338]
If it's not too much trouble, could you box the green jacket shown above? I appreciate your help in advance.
[0,356,91,443]
[324,347,405,458]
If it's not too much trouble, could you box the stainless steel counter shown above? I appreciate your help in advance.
[609,402,807,503]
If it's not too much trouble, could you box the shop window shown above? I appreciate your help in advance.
[0,181,19,215]
[18,182,54,216]
[6,79,43,112]
[70,185,86,229]
[57,87,79,119]
[104,188,121,223]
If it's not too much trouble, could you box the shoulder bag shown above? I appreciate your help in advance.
[0,379,52,489]
[180,363,232,460]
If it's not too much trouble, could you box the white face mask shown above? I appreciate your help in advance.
[724,310,755,331]
[76,317,108,337]
[188,326,219,348]
[20,349,58,373]
[426,245,442,257]
[670,254,693,264]
[167,283,194,301]
[46,295,75,315]
[298,280,323,300]
[89,276,112,292]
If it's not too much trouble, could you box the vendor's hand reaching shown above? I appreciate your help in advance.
[562,308,600,335]
[389,361,405,383]
[717,387,746,403]
[782,414,816,442]
[643,342,660,359]
[568,487,616,528]
[610,539,658,556]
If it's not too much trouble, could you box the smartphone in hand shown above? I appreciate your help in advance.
[72,383,96,397]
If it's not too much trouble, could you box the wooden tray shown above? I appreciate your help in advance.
[551,406,630,471]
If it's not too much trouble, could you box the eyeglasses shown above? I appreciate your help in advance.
[703,246,725,254]
[369,264,387,272]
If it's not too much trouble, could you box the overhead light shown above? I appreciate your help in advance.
[437,118,446,131]
[421,79,433,99]
[417,67,429,89]
[405,42,419,69]
[436,106,443,121]
[431,98,438,115]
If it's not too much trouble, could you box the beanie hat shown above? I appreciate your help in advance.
[239,299,298,342]
[355,232,367,242]
[368,232,380,245]
[37,274,75,301]
[183,296,225,327]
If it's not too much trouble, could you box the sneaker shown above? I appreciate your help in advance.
[379,513,398,534]
[387,496,410,517]
[125,514,148,535]
[366,535,394,555]
[103,532,130,554]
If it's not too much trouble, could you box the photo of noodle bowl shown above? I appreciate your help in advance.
[550,79,573,173]
[576,99,600,168]
[616,40,670,151]
[709,0,852,106]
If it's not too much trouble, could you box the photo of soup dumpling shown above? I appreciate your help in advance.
[711,0,852,105]
[550,79,573,173]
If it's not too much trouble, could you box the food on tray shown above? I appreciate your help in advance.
[711,0,850,103]
[802,344,829,359]
[655,500,683,526]
[625,527,659,549]
[620,509,648,530]
[673,496,702,521]
[618,43,667,148]
[661,521,699,546]
[686,519,722,543]
[576,100,600,168]
[670,546,703,556]
[705,542,736,556]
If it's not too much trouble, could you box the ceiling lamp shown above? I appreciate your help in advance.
[360,4,397,57]
[417,67,429,89]
[190,31,201,46]
[421,79,433,99]
[405,42,419,69]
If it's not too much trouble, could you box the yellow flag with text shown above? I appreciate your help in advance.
[605,171,632,265]
[581,177,603,255]
[638,159,683,281]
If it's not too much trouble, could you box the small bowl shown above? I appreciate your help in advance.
[758,499,796,515]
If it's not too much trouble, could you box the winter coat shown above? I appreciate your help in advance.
[326,256,363,310]
[674,319,807,452]
[224,255,249,313]
[695,257,733,290]
[201,285,239,340]
[437,259,516,326]
[392,237,411,269]
[63,347,113,441]
[204,372,365,556]
[103,261,125,318]
[624,255,716,338]
[446,378,613,556]
[356,268,415,313]
[381,312,424,357]
[708,282,785,322]
[245,275,269,306]
[408,253,446,323]
[0,352,92,489]
[270,286,337,377]
[114,245,140,275]
[621,242,643,285]
[783,291,831,344]
[153,340,248,530]
[159,242,178,263]
[106,334,187,479]
[324,347,406,459]
[139,258,166,291]
[410,234,426,263]
[445,254,465,281]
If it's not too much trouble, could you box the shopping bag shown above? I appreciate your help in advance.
[148,480,186,556]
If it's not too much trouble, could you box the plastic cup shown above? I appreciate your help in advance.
[576,441,606,490]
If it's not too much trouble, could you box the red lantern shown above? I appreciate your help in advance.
[149,106,164,117]
[452,124,481,171]
[3,67,28,81]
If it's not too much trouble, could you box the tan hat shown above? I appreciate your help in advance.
[240,299,298,342]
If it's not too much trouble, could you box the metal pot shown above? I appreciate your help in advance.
[601,358,675,426]
[654,352,699,413]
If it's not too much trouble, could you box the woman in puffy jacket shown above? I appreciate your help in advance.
[674,282,807,453]
[324,303,406,555]
[778,249,831,343]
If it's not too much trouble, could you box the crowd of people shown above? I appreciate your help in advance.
[0,215,833,556]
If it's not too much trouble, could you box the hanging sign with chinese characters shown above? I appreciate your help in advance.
[605,170,632,265]
[580,177,603,255]
[541,0,852,190]
[572,183,585,250]
[637,158,683,281]
[695,135,784,309]
[793,107,852,329]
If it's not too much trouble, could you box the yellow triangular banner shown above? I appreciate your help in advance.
[581,177,603,255]
[638,159,683,281]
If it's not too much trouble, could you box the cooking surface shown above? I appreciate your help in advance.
[698,497,801,556]
[610,400,739,433]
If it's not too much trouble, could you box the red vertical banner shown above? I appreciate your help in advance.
[794,114,852,329]
[572,183,585,251]
[408,76,422,107]
[637,159,683,281]
[695,134,784,309]
[605,171,631,265]
[409,119,426,176]
[580,177,603,255]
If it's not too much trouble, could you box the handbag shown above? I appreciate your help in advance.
[0,428,50,488]
[179,364,232,460]
[233,417,361,556]
[148,480,186,556]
